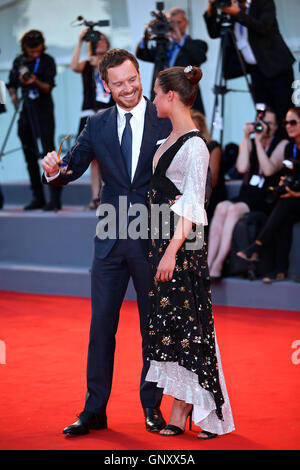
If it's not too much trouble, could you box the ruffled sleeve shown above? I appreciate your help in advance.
[170,136,209,226]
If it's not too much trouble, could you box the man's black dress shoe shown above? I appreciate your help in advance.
[23,198,46,211]
[43,201,62,212]
[62,411,107,436]
[144,407,166,433]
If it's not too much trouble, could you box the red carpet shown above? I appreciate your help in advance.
[0,290,299,450]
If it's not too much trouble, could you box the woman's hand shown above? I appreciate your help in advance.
[78,28,88,43]
[244,122,254,139]
[155,251,176,282]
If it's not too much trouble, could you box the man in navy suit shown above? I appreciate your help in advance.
[41,49,172,436]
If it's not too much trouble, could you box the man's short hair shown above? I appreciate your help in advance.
[167,7,187,18]
[99,49,139,83]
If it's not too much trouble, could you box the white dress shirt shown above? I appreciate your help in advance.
[234,21,257,65]
[116,96,146,181]
[234,0,257,65]
[45,96,147,183]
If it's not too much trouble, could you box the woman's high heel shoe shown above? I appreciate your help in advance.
[160,403,193,437]
[198,430,218,440]
[160,400,218,440]
[188,409,192,431]
[237,241,263,262]
[188,410,218,440]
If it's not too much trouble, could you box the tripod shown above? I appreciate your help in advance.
[210,16,256,145]
[0,90,58,209]
[0,98,23,209]
[0,98,23,162]
[0,91,45,162]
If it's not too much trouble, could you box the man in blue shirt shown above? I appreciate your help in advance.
[136,7,208,114]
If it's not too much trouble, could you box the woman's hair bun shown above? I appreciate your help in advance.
[184,65,202,85]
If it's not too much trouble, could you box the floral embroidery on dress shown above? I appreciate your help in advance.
[147,132,225,421]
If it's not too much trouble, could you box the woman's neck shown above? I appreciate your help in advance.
[169,108,196,136]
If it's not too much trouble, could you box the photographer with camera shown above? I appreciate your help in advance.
[237,106,300,282]
[207,106,288,279]
[7,30,61,211]
[70,28,114,210]
[204,0,295,127]
[136,6,208,113]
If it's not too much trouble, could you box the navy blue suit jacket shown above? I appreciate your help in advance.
[44,98,172,258]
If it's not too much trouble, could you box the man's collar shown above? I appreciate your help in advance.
[170,34,187,46]
[116,96,146,119]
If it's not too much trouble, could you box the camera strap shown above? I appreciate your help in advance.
[28,57,41,100]
[33,56,41,74]
[293,143,298,160]
[292,144,300,179]
[249,135,275,187]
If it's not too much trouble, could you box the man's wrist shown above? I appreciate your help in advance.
[44,170,60,182]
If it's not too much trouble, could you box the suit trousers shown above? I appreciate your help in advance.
[84,237,163,414]
[258,198,300,273]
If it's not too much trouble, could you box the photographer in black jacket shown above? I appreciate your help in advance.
[136,7,208,114]
[204,0,295,126]
[7,30,61,211]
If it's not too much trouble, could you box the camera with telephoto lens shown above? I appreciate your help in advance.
[252,103,270,135]
[215,0,232,8]
[265,159,300,203]
[75,16,110,43]
[147,2,173,38]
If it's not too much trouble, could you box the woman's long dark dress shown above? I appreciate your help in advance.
[146,131,235,434]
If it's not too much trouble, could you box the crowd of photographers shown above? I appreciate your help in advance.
[204,0,300,283]
[1,0,300,282]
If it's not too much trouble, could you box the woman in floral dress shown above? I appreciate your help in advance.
[146,65,235,439]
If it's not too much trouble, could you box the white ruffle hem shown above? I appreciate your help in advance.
[146,335,235,435]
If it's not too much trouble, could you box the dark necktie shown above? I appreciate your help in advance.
[121,112,133,179]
